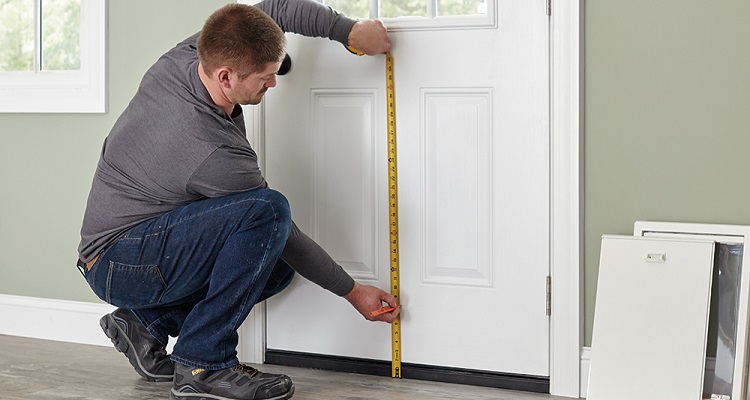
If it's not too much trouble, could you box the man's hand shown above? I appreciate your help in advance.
[344,281,400,323]
[347,20,391,55]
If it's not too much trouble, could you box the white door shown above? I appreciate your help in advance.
[263,0,549,377]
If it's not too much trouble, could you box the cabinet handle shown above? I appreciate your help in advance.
[645,253,666,263]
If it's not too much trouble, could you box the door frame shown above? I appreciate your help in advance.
[239,2,583,397]
[548,0,583,397]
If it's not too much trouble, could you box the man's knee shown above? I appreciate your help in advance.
[249,188,292,229]
[258,189,290,217]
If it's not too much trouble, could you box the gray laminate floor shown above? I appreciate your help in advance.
[0,335,571,400]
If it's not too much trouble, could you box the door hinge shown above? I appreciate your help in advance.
[546,275,552,316]
[546,0,551,16]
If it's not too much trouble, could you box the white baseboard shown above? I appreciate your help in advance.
[0,294,116,347]
[0,294,259,361]
[580,347,590,398]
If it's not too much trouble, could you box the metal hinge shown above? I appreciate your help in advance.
[546,0,551,16]
[546,275,552,316]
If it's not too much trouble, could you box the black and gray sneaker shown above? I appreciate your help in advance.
[100,308,174,382]
[171,363,294,400]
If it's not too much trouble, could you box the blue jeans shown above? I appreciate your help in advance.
[84,188,294,370]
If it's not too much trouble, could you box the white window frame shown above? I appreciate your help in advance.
[0,0,107,113]
[372,0,496,31]
[242,0,495,31]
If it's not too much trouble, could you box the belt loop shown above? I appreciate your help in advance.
[76,259,87,278]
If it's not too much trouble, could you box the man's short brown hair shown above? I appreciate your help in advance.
[197,4,286,79]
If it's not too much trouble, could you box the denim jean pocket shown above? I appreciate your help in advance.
[105,262,167,309]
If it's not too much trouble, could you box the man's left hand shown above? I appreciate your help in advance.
[347,20,391,55]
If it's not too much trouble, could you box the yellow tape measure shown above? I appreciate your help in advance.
[346,45,401,378]
[385,51,402,379]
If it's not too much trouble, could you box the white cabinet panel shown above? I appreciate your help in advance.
[588,235,715,400]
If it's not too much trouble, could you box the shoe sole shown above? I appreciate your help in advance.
[169,385,295,400]
[100,313,174,382]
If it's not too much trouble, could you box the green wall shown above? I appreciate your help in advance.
[0,0,230,302]
[584,0,750,345]
[3,0,749,352]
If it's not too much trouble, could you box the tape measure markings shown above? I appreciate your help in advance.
[385,51,402,379]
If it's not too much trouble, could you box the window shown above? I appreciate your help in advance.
[0,0,106,113]
[323,0,494,30]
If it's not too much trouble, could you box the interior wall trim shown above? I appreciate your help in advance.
[0,294,115,347]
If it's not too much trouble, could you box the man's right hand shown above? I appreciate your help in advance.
[344,281,400,323]
[347,20,391,55]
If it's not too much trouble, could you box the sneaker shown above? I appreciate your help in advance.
[171,363,295,400]
[100,308,174,382]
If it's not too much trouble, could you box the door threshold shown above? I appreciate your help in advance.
[264,350,549,394]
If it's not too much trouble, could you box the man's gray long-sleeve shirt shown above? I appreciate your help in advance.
[78,0,356,296]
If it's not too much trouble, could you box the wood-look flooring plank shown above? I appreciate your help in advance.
[0,335,569,400]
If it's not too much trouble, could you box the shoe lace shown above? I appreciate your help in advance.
[233,364,259,377]
[147,344,170,364]
[155,346,168,358]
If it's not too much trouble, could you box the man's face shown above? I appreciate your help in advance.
[230,61,281,105]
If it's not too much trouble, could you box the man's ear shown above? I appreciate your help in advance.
[216,67,233,89]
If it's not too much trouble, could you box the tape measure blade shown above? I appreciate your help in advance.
[385,51,402,379]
